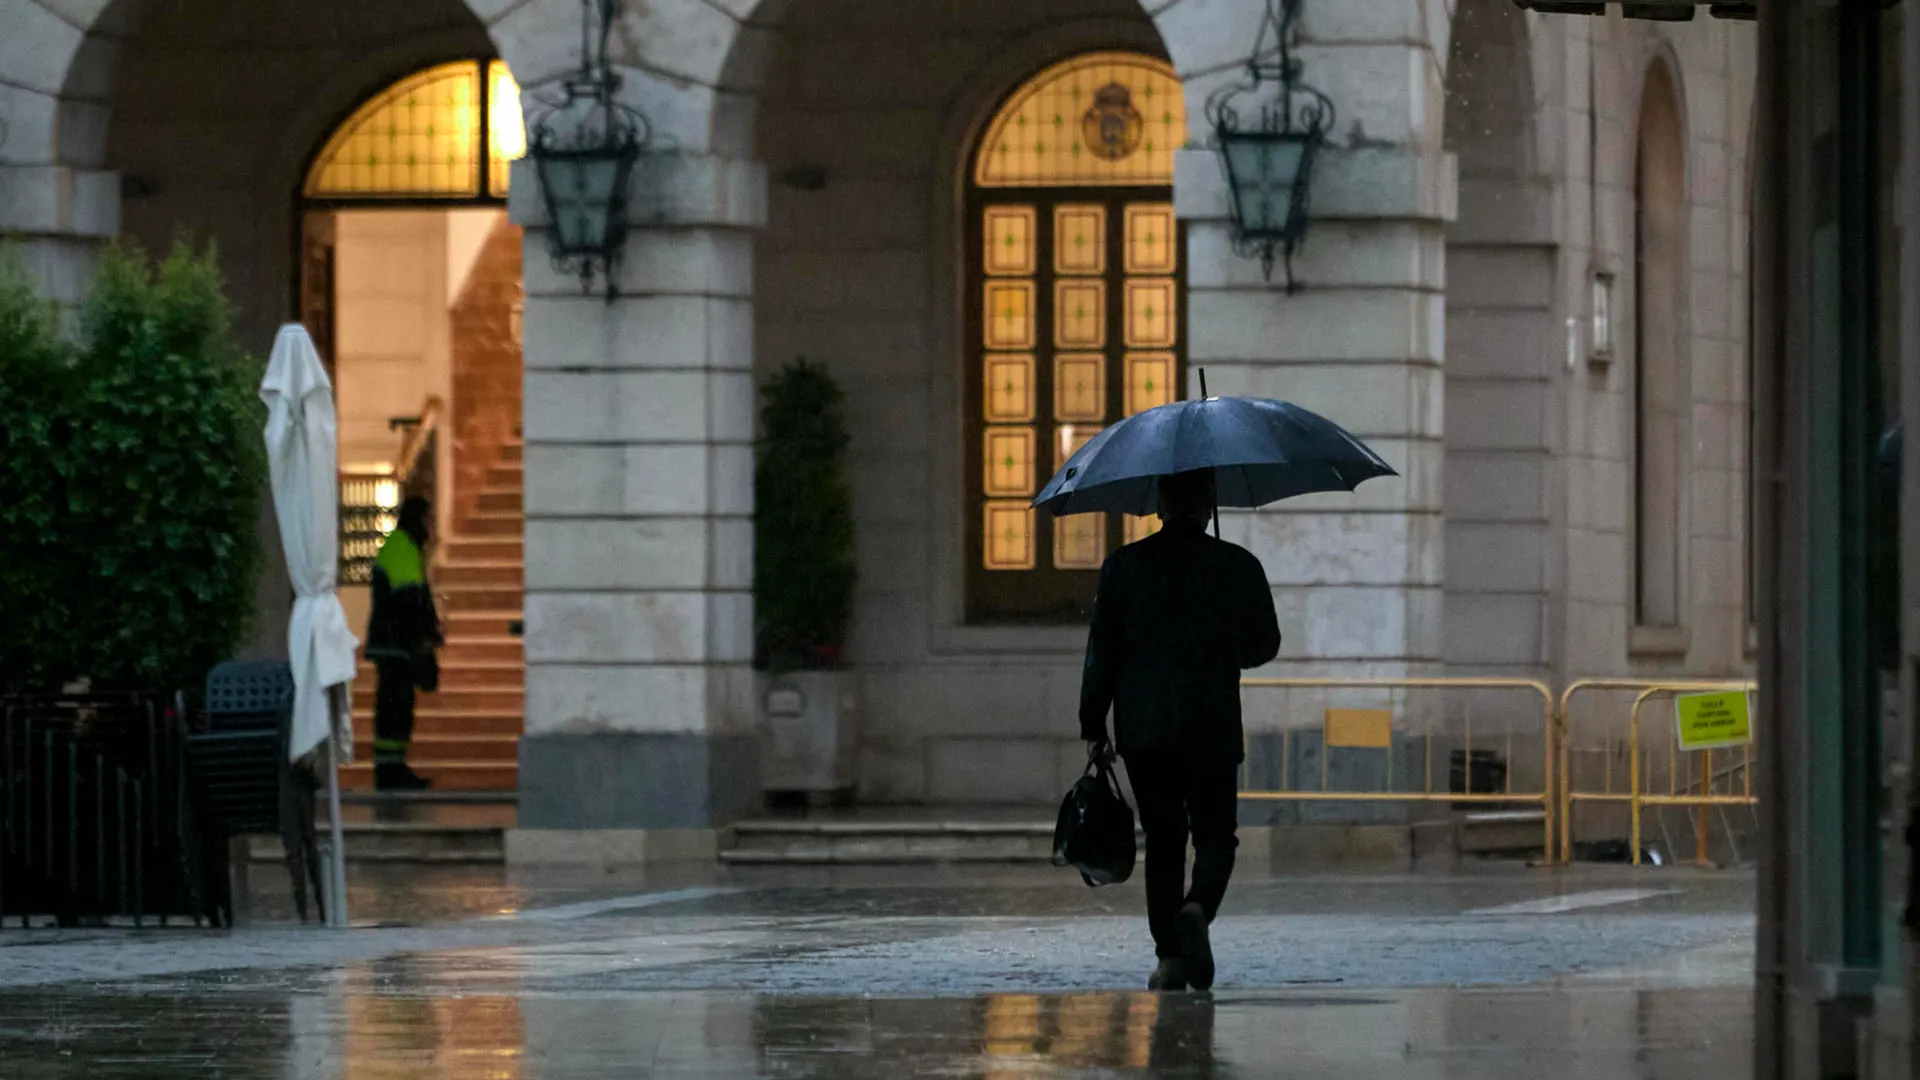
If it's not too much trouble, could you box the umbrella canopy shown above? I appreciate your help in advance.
[261,325,360,762]
[1033,396,1396,518]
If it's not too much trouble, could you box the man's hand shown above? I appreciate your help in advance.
[1086,737,1115,765]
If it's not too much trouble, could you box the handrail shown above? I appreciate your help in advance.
[393,395,443,486]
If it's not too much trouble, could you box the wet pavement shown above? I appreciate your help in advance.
[0,863,1758,1077]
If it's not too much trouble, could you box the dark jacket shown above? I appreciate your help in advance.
[1078,519,1282,761]
[364,528,441,661]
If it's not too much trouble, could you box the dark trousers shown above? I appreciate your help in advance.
[1125,749,1240,959]
[372,658,416,766]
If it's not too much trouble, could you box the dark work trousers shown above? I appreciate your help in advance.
[372,658,416,766]
[1125,749,1240,959]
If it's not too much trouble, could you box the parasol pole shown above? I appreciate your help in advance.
[323,685,349,928]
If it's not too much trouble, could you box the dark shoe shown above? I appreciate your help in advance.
[1177,902,1215,991]
[375,763,432,791]
[1148,958,1187,991]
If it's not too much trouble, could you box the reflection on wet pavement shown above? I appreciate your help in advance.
[0,984,1752,1078]
[0,865,1757,1077]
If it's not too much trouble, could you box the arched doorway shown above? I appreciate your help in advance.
[964,51,1189,624]
[301,58,528,790]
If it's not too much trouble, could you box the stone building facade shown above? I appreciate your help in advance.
[0,0,1754,840]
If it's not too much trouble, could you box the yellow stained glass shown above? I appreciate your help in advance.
[1054,354,1106,421]
[1126,515,1162,545]
[984,354,1035,422]
[985,281,1037,350]
[1054,514,1107,570]
[983,427,1036,497]
[1125,352,1177,415]
[488,61,527,196]
[1054,205,1107,275]
[1125,203,1176,274]
[1056,424,1102,470]
[1055,280,1107,348]
[306,60,526,199]
[1124,278,1177,348]
[984,502,1037,570]
[976,52,1187,188]
[985,206,1037,275]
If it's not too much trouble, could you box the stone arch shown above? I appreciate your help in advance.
[1632,55,1689,629]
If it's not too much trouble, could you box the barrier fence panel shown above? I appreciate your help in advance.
[1556,679,1758,867]
[1238,678,1556,863]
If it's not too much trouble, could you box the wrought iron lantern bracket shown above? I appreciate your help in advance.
[526,0,651,302]
[1203,0,1337,293]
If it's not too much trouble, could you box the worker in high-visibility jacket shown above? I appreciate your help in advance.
[364,495,442,790]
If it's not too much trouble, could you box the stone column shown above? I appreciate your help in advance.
[1160,0,1454,821]
[506,151,766,864]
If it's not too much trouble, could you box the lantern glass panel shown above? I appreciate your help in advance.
[538,154,623,252]
[1222,135,1305,236]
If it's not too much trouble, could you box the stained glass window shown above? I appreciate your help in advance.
[976,53,1186,188]
[1055,280,1107,348]
[1125,204,1177,274]
[306,60,526,200]
[1125,353,1177,415]
[1054,355,1106,421]
[984,355,1036,423]
[1125,279,1177,347]
[984,281,1037,350]
[968,53,1187,622]
[1054,205,1107,275]
[985,502,1037,570]
[985,207,1038,275]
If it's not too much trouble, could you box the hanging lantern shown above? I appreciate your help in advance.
[1204,0,1336,293]
[526,0,651,301]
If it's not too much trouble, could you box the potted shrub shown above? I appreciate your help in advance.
[753,359,858,798]
[0,243,261,694]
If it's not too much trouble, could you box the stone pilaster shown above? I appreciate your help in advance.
[507,149,767,844]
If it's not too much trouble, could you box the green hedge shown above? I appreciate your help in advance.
[0,243,263,693]
[754,359,857,672]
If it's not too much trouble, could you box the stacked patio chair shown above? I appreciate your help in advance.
[0,694,205,926]
[183,661,323,926]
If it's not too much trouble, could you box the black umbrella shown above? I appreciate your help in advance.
[1032,380,1396,527]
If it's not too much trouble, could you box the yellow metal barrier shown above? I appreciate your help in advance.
[1239,677,1557,862]
[1557,679,1757,866]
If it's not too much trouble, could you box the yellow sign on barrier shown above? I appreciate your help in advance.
[1324,708,1392,749]
[1674,690,1753,751]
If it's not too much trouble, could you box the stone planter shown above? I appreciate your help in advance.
[757,671,858,795]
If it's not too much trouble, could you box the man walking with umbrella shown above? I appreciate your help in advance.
[1079,468,1280,991]
[1042,381,1396,990]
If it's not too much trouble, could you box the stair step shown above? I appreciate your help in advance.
[437,562,524,589]
[443,538,522,563]
[354,661,523,688]
[1457,809,1548,856]
[439,639,525,665]
[475,489,522,514]
[248,823,505,864]
[349,734,520,761]
[354,687,523,712]
[444,611,524,638]
[461,513,523,538]
[499,442,523,462]
[340,762,518,792]
[349,709,523,736]
[439,586,523,611]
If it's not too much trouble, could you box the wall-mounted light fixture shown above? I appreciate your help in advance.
[1590,270,1617,363]
[527,0,651,302]
[1204,0,1336,293]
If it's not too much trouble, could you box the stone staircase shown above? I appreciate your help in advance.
[343,440,524,791]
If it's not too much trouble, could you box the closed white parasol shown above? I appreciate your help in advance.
[260,323,358,926]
